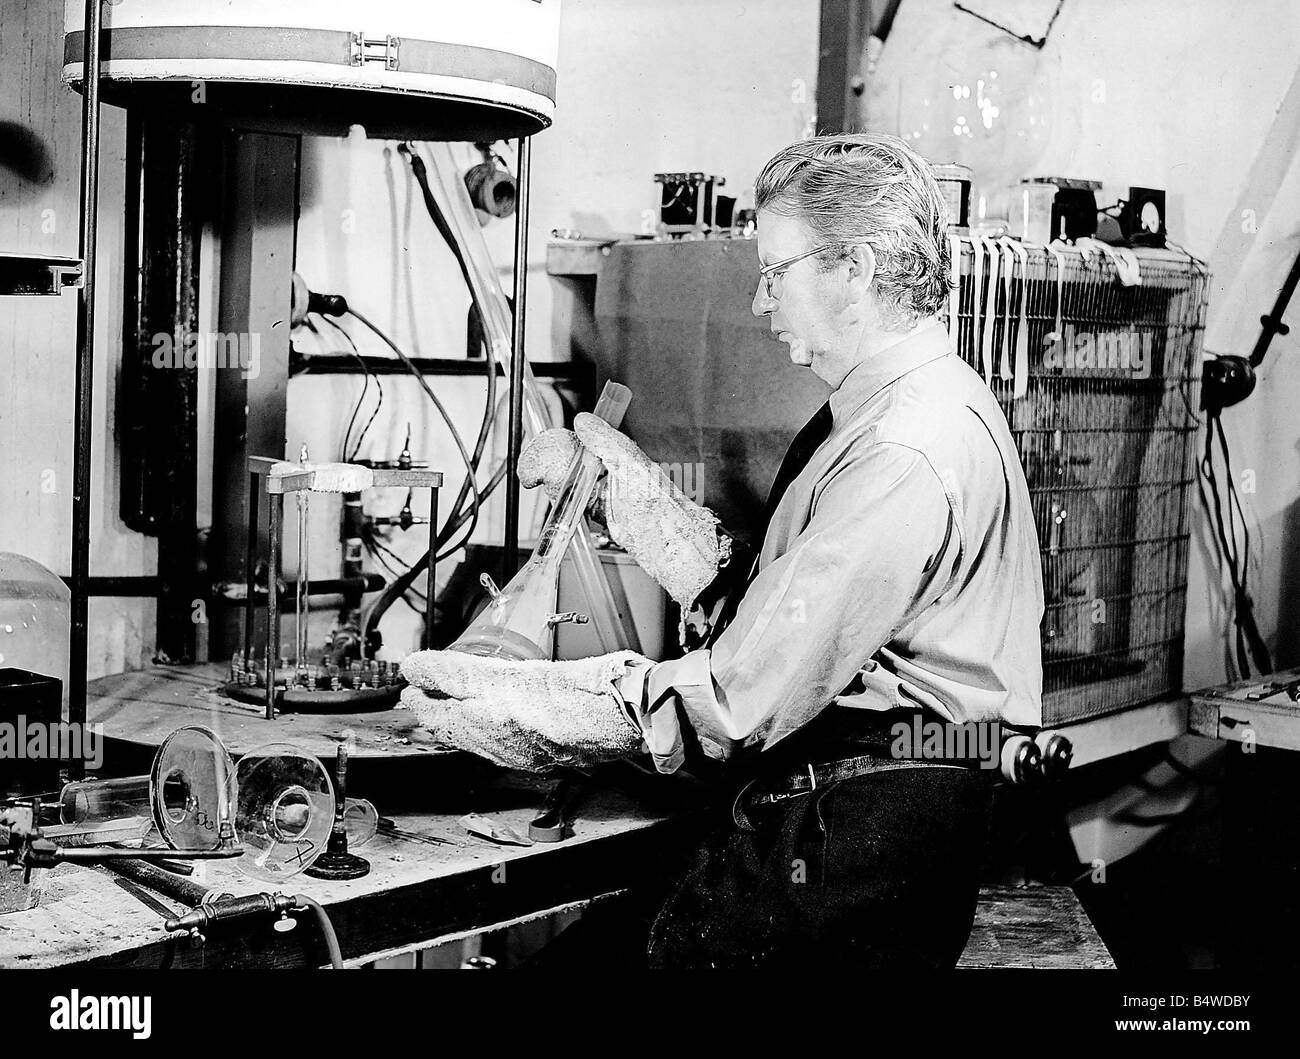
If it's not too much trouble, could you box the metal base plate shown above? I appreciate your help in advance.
[220,681,402,714]
[304,850,371,880]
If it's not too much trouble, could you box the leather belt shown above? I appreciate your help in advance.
[732,754,966,830]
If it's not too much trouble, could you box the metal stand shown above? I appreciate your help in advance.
[305,744,369,880]
[503,136,532,581]
[60,4,541,732]
[230,458,442,719]
[67,0,105,779]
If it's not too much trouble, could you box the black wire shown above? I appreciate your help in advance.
[1164,237,1209,273]
[364,143,511,645]
[359,458,511,634]
[1198,411,1272,678]
[361,529,426,607]
[434,460,508,560]
[1218,424,1254,601]
[1216,418,1273,674]
[398,143,498,526]
[308,316,369,460]
[346,303,494,648]
[318,315,384,461]
[340,356,369,461]
[1215,420,1248,580]
[1201,417,1248,676]
[345,307,483,542]
[361,534,427,615]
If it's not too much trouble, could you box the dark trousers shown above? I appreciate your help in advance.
[528,762,993,970]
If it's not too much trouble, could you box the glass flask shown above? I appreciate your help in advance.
[449,382,632,661]
[53,725,237,851]
[422,143,631,655]
[235,743,335,881]
[343,797,379,849]
[0,552,71,715]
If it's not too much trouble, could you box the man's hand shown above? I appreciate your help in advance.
[399,649,649,772]
[517,415,732,611]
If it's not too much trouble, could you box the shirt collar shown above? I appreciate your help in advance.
[828,321,952,427]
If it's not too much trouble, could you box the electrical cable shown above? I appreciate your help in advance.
[293,894,344,969]
[339,349,370,460]
[1164,238,1209,273]
[361,531,427,614]
[320,300,479,632]
[363,142,514,646]
[1200,416,1247,676]
[398,142,499,523]
[360,458,511,637]
[1197,410,1272,678]
[317,315,384,461]
[368,539,437,618]
[345,306,486,640]
[434,460,509,559]
[305,315,369,459]
[1216,418,1272,674]
[346,306,483,538]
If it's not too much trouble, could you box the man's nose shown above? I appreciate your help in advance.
[752,282,775,318]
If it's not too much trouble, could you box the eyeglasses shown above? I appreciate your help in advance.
[757,243,838,301]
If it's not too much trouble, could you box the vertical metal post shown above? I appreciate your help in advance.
[244,472,259,667]
[265,495,282,721]
[425,486,438,649]
[211,132,298,659]
[504,136,532,579]
[123,116,204,665]
[69,0,104,769]
[816,0,871,133]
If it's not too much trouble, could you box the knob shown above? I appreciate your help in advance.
[1036,732,1073,779]
[1000,735,1042,785]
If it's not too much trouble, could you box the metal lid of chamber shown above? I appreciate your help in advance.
[62,0,562,140]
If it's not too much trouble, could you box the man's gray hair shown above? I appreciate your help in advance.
[754,133,952,328]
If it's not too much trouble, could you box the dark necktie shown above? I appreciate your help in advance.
[706,400,834,645]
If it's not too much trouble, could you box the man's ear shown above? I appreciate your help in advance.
[846,242,876,289]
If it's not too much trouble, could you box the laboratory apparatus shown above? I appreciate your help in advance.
[222,452,442,719]
[234,743,336,883]
[48,725,237,852]
[449,381,633,661]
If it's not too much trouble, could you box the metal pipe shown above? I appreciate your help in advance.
[106,858,213,908]
[266,495,281,720]
[290,353,585,379]
[244,471,259,667]
[61,576,161,597]
[213,574,386,602]
[504,136,532,579]
[1248,244,1300,368]
[425,487,438,649]
[68,0,104,774]
[296,488,309,682]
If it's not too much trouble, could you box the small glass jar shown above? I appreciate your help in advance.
[932,163,974,230]
[1009,182,1058,245]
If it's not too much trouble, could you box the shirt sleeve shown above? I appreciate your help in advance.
[622,440,962,771]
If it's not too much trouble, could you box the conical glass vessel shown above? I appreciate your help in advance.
[449,383,631,661]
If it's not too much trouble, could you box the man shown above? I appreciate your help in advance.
[401,133,1044,968]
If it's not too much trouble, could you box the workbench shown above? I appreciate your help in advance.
[1,773,695,969]
[1189,665,1300,751]
[1,665,1114,968]
[1,810,1114,969]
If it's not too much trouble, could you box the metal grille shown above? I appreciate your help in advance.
[943,242,1208,725]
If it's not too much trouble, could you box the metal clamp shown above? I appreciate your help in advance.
[546,611,590,628]
[350,32,401,71]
